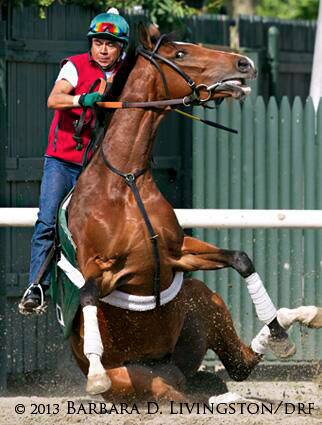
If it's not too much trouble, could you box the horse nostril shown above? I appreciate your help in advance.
[237,58,251,72]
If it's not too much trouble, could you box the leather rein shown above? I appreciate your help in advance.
[98,35,224,110]
[99,36,227,307]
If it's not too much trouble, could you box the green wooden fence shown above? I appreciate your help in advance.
[238,15,316,101]
[192,96,322,362]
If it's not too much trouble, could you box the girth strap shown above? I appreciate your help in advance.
[99,147,161,307]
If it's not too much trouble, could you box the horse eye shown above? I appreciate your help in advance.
[175,51,185,59]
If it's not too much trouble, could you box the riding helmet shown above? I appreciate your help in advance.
[88,8,130,46]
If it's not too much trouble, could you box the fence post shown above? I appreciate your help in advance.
[268,26,279,97]
[0,9,7,394]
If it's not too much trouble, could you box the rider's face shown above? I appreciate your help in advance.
[91,38,121,69]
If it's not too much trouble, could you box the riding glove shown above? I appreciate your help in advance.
[79,92,103,108]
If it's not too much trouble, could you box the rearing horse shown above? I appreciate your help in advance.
[67,26,322,400]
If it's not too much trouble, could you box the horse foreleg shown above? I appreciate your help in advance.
[80,277,112,395]
[174,236,295,358]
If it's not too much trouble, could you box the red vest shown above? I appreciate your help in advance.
[46,53,105,165]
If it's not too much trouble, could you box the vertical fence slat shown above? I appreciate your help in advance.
[216,101,230,301]
[278,97,292,311]
[204,107,217,292]
[315,99,322,357]
[303,97,316,358]
[228,101,242,333]
[253,97,266,296]
[290,96,304,360]
[266,97,279,308]
[240,99,254,343]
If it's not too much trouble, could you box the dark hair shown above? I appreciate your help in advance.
[103,40,137,101]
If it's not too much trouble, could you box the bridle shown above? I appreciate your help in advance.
[137,35,222,105]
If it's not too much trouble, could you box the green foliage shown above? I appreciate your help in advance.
[256,0,319,20]
[3,0,319,22]
[111,0,196,28]
[203,0,224,14]
[2,0,196,27]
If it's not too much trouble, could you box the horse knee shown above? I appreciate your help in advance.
[80,278,100,307]
[231,250,255,278]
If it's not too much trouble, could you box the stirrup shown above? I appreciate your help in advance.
[18,283,48,316]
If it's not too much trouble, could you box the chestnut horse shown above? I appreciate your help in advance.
[67,26,322,400]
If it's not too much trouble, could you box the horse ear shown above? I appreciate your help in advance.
[138,22,153,49]
[148,24,161,42]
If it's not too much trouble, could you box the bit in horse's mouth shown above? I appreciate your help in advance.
[215,78,251,99]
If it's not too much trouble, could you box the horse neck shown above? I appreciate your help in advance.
[102,58,166,173]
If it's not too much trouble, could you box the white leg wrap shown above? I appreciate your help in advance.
[87,353,106,377]
[83,305,104,358]
[251,325,270,355]
[277,306,319,330]
[245,273,277,324]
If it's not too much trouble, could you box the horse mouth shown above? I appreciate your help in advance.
[213,78,251,100]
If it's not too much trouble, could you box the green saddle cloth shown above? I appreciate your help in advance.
[50,190,81,339]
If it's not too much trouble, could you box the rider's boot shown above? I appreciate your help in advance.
[18,283,48,315]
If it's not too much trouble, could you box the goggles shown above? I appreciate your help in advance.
[89,22,126,37]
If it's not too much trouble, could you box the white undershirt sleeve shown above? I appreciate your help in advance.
[56,61,79,88]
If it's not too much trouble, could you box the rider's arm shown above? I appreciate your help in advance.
[47,79,80,110]
[47,61,80,110]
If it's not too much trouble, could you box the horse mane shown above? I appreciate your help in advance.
[96,29,178,131]
[104,31,178,101]
[94,40,138,131]
[105,40,138,100]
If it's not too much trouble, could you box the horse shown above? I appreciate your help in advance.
[66,25,322,401]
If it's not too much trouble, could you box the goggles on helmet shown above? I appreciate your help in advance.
[88,13,129,45]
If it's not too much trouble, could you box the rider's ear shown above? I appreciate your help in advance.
[138,22,153,50]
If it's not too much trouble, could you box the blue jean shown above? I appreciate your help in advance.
[29,156,82,288]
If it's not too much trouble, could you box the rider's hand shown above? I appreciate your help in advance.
[79,92,103,108]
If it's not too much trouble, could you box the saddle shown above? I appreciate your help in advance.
[50,190,80,338]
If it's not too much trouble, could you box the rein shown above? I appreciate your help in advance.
[96,36,238,133]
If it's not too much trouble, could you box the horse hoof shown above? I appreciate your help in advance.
[86,374,112,395]
[268,336,296,359]
[308,307,322,328]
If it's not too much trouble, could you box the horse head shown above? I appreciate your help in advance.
[137,24,256,105]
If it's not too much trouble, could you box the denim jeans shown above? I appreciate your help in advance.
[29,156,82,288]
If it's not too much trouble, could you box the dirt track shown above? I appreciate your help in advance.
[2,360,322,425]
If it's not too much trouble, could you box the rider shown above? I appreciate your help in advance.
[19,8,130,314]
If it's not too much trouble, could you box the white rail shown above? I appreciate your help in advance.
[1,208,322,228]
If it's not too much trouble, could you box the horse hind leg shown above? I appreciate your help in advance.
[250,305,322,359]
[80,277,112,395]
[175,236,295,358]
[176,279,262,383]
[103,364,187,402]
[277,306,322,329]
